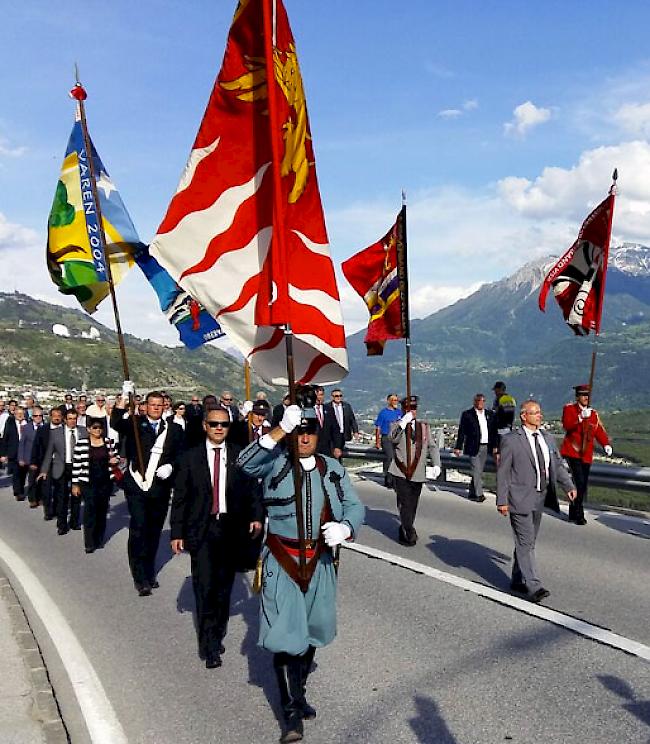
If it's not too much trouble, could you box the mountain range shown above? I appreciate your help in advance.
[0,292,274,399]
[343,243,650,417]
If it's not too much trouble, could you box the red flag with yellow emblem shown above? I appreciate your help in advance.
[150,0,347,384]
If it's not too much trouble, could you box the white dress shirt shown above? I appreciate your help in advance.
[64,426,77,464]
[523,426,550,491]
[206,440,227,514]
[333,403,344,433]
[475,408,489,444]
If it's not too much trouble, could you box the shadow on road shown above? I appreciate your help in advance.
[230,574,284,729]
[154,528,174,577]
[595,513,650,540]
[363,504,401,541]
[426,534,511,590]
[102,497,130,545]
[598,674,650,729]
[409,694,457,743]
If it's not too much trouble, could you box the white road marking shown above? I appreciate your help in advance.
[0,537,128,744]
[343,541,650,662]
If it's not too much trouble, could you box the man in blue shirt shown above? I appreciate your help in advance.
[374,393,401,488]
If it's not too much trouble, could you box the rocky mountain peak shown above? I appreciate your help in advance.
[610,243,650,276]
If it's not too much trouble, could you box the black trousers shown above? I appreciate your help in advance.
[26,467,44,505]
[124,485,170,586]
[394,476,423,544]
[9,460,28,498]
[54,464,80,530]
[566,457,591,520]
[190,516,236,657]
[380,436,394,483]
[82,480,111,551]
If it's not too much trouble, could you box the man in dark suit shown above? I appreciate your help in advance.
[20,406,45,508]
[170,405,263,668]
[271,393,291,428]
[497,400,576,603]
[454,393,498,502]
[185,395,204,448]
[0,405,29,499]
[38,409,87,533]
[324,388,358,459]
[111,388,185,596]
[31,407,63,519]
[313,385,333,456]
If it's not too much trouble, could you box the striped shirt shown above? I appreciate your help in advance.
[72,438,118,484]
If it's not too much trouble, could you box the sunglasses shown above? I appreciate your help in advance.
[206,420,231,428]
[32,414,43,418]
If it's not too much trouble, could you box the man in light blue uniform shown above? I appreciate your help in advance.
[237,385,364,744]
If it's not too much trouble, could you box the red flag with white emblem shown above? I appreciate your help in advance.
[539,184,616,336]
[150,0,347,384]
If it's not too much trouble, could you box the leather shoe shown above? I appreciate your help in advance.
[57,528,69,536]
[510,581,527,593]
[575,517,587,526]
[528,588,550,603]
[150,580,160,589]
[70,525,81,531]
[85,548,95,554]
[205,654,222,669]
[136,583,152,597]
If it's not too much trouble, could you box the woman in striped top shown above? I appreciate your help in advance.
[71,418,118,553]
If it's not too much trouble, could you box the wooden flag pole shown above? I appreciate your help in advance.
[398,193,412,467]
[244,359,253,439]
[73,69,145,477]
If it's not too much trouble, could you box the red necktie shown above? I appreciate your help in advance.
[316,405,323,426]
[211,447,221,515]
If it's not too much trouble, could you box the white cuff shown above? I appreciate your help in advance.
[258,433,277,451]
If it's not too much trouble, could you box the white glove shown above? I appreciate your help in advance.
[241,400,253,416]
[399,411,414,429]
[426,465,441,480]
[580,407,592,419]
[604,445,613,457]
[155,464,173,480]
[279,405,302,434]
[321,521,351,547]
[122,380,135,397]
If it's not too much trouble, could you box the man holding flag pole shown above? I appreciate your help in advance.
[148,1,360,740]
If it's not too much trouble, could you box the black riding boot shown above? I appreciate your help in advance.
[274,653,304,743]
[300,646,316,720]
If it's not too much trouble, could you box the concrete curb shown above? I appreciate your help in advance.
[0,572,69,744]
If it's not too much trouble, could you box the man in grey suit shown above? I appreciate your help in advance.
[497,400,576,603]
[38,409,87,535]
[388,395,441,546]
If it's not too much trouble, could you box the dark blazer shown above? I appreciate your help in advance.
[31,425,53,468]
[170,441,263,555]
[184,404,205,448]
[110,409,185,496]
[18,421,41,464]
[455,407,498,456]
[0,416,20,460]
[324,401,358,450]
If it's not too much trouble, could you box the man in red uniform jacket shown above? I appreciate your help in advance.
[560,384,612,525]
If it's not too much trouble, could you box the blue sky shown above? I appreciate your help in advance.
[2,1,650,345]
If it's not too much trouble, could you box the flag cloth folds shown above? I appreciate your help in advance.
[134,246,224,349]
[342,213,406,355]
[47,119,136,313]
[149,0,347,384]
[538,191,615,335]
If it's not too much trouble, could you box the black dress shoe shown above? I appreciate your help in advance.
[476,495,486,503]
[205,654,222,669]
[510,581,527,593]
[529,588,550,603]
[136,583,152,597]
[85,547,95,554]
[70,524,81,531]
[44,514,53,521]
[575,517,587,525]
[150,580,160,589]
[57,528,69,535]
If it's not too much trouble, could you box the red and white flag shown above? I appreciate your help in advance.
[150,0,347,384]
[539,188,616,336]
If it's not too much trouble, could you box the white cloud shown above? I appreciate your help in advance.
[0,137,27,158]
[613,102,650,137]
[504,101,552,137]
[437,99,478,119]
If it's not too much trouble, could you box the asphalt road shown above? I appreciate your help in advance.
[0,471,648,744]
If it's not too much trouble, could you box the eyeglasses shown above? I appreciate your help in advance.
[221,398,233,402]
[32,414,43,418]
[191,399,199,403]
[332,394,343,398]
[207,420,230,428]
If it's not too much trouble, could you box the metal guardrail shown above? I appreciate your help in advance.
[342,444,650,494]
